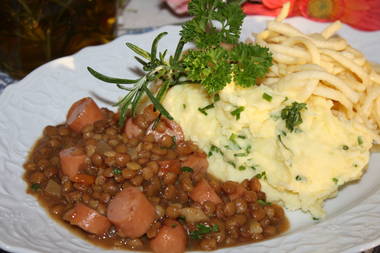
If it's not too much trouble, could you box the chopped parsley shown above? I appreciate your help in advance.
[210,145,223,156]
[250,166,257,171]
[230,106,245,120]
[234,153,247,157]
[238,165,246,171]
[171,223,178,228]
[332,178,338,184]
[238,135,246,139]
[257,199,271,206]
[177,216,186,223]
[183,104,187,109]
[189,224,219,240]
[281,102,307,132]
[312,217,320,221]
[31,183,41,191]
[214,94,220,102]
[358,136,363,145]
[227,161,236,168]
[198,103,215,116]
[255,171,267,180]
[342,145,349,150]
[181,167,194,172]
[277,134,290,151]
[262,92,272,102]
[295,175,302,181]
[113,168,122,175]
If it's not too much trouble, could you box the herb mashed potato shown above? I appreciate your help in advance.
[162,83,373,217]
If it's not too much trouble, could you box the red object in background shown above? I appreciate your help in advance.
[242,0,380,31]
[164,0,380,31]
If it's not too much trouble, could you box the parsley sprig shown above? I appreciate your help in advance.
[88,0,272,127]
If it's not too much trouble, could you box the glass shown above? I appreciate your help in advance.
[0,0,127,79]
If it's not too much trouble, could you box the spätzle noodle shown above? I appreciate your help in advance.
[250,4,380,141]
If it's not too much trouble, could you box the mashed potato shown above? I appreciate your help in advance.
[163,83,373,217]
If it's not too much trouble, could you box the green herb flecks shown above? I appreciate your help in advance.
[113,168,122,175]
[31,183,41,191]
[228,161,236,168]
[358,136,363,145]
[281,102,307,132]
[342,145,349,150]
[332,178,338,184]
[231,106,245,120]
[189,224,219,240]
[238,165,246,171]
[277,134,290,151]
[262,92,272,102]
[208,144,224,157]
[255,171,267,180]
[181,167,194,172]
[257,199,271,206]
[198,103,215,116]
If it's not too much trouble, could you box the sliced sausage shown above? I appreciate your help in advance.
[190,179,222,205]
[107,187,155,238]
[124,118,143,139]
[228,184,246,201]
[67,97,104,132]
[150,220,187,253]
[158,159,181,174]
[59,147,86,179]
[181,153,208,179]
[146,117,184,142]
[63,203,111,235]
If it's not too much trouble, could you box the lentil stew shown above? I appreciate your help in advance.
[23,97,288,252]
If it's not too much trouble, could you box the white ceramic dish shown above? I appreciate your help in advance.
[1,16,380,253]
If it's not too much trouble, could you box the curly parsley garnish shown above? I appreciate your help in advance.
[87,0,272,127]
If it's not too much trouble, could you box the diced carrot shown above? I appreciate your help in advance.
[158,159,181,174]
[64,203,111,235]
[181,153,208,178]
[150,220,187,253]
[124,118,143,139]
[107,187,156,238]
[67,97,104,132]
[190,179,222,205]
[146,117,184,142]
[59,147,86,180]
[72,174,95,185]
[228,184,246,201]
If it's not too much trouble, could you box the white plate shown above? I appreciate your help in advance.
[1,16,380,253]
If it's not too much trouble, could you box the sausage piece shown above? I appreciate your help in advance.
[67,97,104,132]
[63,203,111,235]
[146,117,184,142]
[150,220,187,253]
[107,187,155,238]
[181,153,208,179]
[59,147,86,179]
[158,159,181,174]
[190,179,222,205]
[124,118,143,139]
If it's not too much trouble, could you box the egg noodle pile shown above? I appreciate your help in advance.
[250,3,380,142]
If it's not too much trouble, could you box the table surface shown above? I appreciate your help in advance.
[0,0,379,252]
